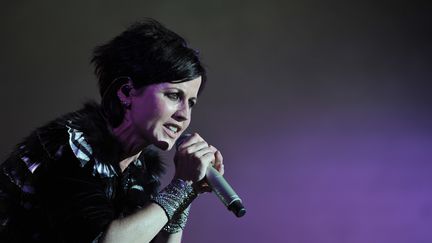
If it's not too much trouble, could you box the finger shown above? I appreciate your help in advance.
[184,141,209,154]
[177,133,204,150]
[209,145,222,165]
[214,151,224,175]
[200,152,216,167]
[194,146,216,158]
[208,145,218,153]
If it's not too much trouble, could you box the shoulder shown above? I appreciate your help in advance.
[1,101,166,189]
[1,102,105,180]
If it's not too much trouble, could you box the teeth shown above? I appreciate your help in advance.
[167,125,178,133]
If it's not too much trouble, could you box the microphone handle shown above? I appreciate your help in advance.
[206,166,246,217]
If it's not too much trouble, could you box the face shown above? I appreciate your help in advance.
[127,77,202,151]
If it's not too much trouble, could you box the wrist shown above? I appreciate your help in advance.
[173,175,193,187]
[162,204,192,233]
[151,178,197,221]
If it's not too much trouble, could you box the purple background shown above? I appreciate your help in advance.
[1,1,431,242]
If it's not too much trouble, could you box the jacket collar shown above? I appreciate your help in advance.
[32,101,165,177]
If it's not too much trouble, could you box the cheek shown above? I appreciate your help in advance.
[138,98,176,126]
[183,118,191,129]
[129,100,158,130]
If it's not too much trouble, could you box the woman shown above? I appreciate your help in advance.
[0,19,224,242]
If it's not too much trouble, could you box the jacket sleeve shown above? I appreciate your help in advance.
[41,148,116,243]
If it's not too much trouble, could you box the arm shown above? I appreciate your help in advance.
[47,166,183,243]
[46,133,222,243]
[104,133,225,243]
[102,203,169,243]
[153,230,183,243]
[104,178,196,243]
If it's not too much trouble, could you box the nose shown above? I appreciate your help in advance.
[173,101,190,122]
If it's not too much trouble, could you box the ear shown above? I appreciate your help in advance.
[117,79,134,108]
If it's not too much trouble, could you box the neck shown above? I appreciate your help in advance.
[110,114,149,163]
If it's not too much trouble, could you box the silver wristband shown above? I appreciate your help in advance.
[151,179,197,225]
[162,204,191,233]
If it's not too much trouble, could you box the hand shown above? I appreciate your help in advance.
[196,146,224,193]
[173,133,224,193]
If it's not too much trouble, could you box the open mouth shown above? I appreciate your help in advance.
[163,124,181,138]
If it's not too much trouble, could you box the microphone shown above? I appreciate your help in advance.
[176,134,246,217]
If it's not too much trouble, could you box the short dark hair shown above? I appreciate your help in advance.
[91,19,207,127]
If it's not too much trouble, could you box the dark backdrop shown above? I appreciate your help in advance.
[1,1,432,242]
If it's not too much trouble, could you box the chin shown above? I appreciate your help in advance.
[164,142,174,151]
[153,139,173,151]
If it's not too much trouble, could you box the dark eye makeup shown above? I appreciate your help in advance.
[166,93,180,101]
[165,91,197,108]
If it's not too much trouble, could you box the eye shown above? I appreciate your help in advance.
[189,100,196,108]
[166,92,196,109]
[166,93,180,101]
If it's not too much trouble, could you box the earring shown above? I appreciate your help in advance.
[121,100,131,109]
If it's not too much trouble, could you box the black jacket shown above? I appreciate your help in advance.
[0,102,165,242]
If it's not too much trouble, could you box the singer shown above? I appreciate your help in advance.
[0,19,224,242]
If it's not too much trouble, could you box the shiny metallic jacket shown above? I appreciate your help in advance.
[0,102,165,242]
